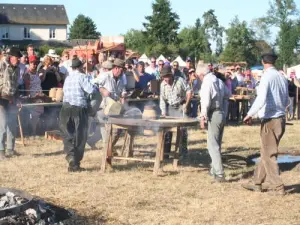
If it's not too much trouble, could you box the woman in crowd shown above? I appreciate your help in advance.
[39,56,61,96]
[188,68,201,117]
[23,55,44,136]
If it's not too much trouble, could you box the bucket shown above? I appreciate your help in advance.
[49,88,57,100]
[142,105,158,136]
[55,88,64,102]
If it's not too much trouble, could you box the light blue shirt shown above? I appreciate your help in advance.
[247,67,288,119]
[63,70,95,108]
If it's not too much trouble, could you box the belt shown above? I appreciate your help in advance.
[261,115,285,123]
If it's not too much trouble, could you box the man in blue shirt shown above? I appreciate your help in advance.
[59,58,97,172]
[135,61,156,90]
[243,52,288,195]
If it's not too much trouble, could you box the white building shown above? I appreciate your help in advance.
[0,4,69,45]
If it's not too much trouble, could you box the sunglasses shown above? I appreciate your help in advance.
[151,61,156,63]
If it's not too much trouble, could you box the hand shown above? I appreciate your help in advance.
[101,89,111,97]
[200,116,206,129]
[243,115,253,126]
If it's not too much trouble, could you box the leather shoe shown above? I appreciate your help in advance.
[242,182,262,192]
[214,176,227,183]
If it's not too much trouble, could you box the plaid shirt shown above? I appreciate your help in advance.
[247,67,288,119]
[63,70,95,108]
[0,60,19,97]
[160,77,191,115]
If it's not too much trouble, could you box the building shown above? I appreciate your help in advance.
[0,3,69,47]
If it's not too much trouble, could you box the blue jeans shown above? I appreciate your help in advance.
[0,99,18,151]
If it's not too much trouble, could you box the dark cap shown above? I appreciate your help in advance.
[160,66,173,77]
[72,58,82,68]
[113,58,125,68]
[186,57,192,62]
[8,47,22,58]
[261,50,278,60]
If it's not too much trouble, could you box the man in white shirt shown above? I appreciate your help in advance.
[235,66,244,87]
[199,63,231,182]
[145,57,160,80]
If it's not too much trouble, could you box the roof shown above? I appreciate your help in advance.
[0,4,69,25]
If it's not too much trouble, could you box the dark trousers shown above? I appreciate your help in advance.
[253,117,285,188]
[59,104,88,166]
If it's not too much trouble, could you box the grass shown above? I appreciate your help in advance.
[0,121,300,225]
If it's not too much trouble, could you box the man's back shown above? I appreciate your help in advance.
[249,67,288,119]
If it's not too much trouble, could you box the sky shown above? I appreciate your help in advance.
[3,0,272,36]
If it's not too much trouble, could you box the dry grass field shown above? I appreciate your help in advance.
[1,121,300,225]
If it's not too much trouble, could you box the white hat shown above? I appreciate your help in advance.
[47,49,59,58]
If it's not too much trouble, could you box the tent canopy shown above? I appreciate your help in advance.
[157,54,165,63]
[138,53,150,64]
[172,56,186,67]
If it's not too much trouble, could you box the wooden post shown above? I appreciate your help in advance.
[154,129,164,175]
[173,126,181,169]
[101,124,112,172]
[17,107,25,146]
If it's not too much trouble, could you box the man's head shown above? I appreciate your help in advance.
[27,44,34,56]
[161,66,174,85]
[150,57,156,67]
[235,65,241,73]
[71,58,83,70]
[172,61,179,71]
[20,54,28,64]
[186,57,192,68]
[158,60,164,71]
[196,63,210,77]
[28,55,38,71]
[112,58,125,78]
[188,68,196,78]
[102,60,113,72]
[261,51,278,67]
[125,59,133,70]
[8,47,22,66]
[137,61,145,74]
[61,49,69,62]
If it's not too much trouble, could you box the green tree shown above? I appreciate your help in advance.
[220,16,259,66]
[254,0,299,67]
[124,29,146,53]
[143,0,180,53]
[69,14,101,39]
[202,10,224,56]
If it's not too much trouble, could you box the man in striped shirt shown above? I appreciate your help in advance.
[243,52,288,195]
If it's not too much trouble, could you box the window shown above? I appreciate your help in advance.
[24,27,30,39]
[1,27,9,39]
[49,28,56,39]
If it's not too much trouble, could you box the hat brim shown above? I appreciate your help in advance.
[48,54,59,58]
[161,73,173,77]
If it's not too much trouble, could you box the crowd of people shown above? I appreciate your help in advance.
[0,43,298,195]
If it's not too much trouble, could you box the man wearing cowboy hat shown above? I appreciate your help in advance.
[160,66,192,157]
[0,47,22,159]
[93,59,127,144]
[60,58,98,172]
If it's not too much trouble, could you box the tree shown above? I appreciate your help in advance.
[220,16,259,66]
[202,10,224,56]
[69,14,101,39]
[124,29,146,53]
[143,0,180,53]
[254,0,299,67]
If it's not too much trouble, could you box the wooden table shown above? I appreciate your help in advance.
[17,102,63,146]
[101,116,199,175]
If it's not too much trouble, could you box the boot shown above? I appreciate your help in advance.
[5,149,19,158]
[242,181,262,192]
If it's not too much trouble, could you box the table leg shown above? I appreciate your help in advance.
[17,108,25,146]
[120,130,128,156]
[101,124,113,172]
[173,126,181,169]
[127,131,134,158]
[154,129,164,175]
